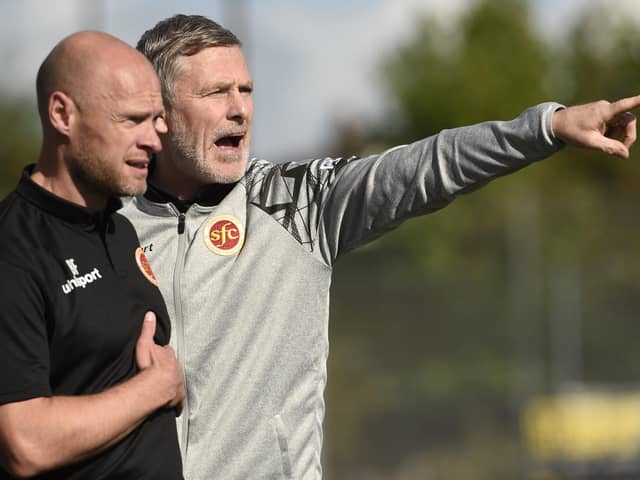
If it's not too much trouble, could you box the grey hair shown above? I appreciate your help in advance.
[137,14,241,105]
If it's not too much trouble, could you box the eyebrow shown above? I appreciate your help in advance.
[115,107,165,121]
[195,80,254,96]
[195,83,226,95]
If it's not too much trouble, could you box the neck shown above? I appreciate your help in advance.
[34,148,108,209]
[150,154,207,202]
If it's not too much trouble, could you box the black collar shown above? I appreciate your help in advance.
[16,165,122,228]
[144,179,236,213]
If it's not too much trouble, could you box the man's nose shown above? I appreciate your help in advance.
[140,122,163,153]
[227,90,250,122]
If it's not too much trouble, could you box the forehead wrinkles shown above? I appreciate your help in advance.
[171,47,250,90]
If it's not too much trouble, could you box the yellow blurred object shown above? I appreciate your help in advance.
[523,389,640,462]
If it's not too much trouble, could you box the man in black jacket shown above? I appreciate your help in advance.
[0,31,184,479]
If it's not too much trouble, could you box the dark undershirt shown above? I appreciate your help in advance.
[145,179,236,212]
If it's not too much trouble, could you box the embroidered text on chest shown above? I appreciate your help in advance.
[61,258,103,295]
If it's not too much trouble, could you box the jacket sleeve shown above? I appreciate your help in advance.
[247,102,564,266]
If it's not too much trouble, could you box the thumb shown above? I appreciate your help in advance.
[597,137,629,159]
[139,311,157,343]
[136,311,157,370]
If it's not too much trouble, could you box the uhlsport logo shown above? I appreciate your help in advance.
[203,215,244,256]
[61,258,103,295]
[135,247,159,286]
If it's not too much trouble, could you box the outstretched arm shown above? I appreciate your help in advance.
[248,97,640,265]
[0,312,184,478]
[552,95,640,159]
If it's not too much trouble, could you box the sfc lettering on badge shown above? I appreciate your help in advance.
[203,215,244,256]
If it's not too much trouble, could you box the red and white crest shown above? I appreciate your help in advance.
[135,247,159,286]
[203,215,245,256]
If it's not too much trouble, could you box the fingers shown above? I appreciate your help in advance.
[173,383,186,417]
[598,98,638,155]
[624,115,637,148]
[603,111,636,152]
[617,112,636,148]
[161,346,184,415]
[551,96,639,158]
[609,95,640,117]
[597,137,629,159]
[137,343,184,409]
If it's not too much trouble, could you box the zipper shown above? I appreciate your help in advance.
[173,211,189,460]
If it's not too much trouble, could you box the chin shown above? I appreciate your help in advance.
[211,160,247,184]
[214,171,245,184]
[118,184,147,197]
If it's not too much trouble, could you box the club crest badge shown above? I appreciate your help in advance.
[135,247,159,286]
[203,215,244,256]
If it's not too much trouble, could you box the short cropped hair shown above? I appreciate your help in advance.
[137,14,241,104]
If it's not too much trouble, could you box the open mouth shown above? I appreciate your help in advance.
[215,134,244,149]
[126,159,149,170]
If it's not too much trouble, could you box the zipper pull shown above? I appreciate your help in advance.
[178,213,186,234]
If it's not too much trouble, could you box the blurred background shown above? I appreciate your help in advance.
[3,0,640,478]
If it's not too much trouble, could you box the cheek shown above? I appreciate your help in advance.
[106,134,130,155]
[74,127,107,156]
[190,121,213,149]
[170,112,197,140]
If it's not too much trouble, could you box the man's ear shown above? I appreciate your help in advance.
[48,91,75,136]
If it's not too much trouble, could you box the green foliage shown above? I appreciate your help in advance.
[0,99,39,196]
[383,0,548,143]
[326,0,640,477]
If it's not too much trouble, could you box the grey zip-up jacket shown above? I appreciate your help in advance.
[120,103,563,479]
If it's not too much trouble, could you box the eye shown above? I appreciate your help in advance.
[126,115,147,125]
[204,89,223,97]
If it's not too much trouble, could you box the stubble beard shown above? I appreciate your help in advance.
[70,142,146,199]
[170,126,248,185]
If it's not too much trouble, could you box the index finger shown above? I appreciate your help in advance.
[609,95,640,115]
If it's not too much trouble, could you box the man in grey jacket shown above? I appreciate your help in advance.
[121,14,640,480]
